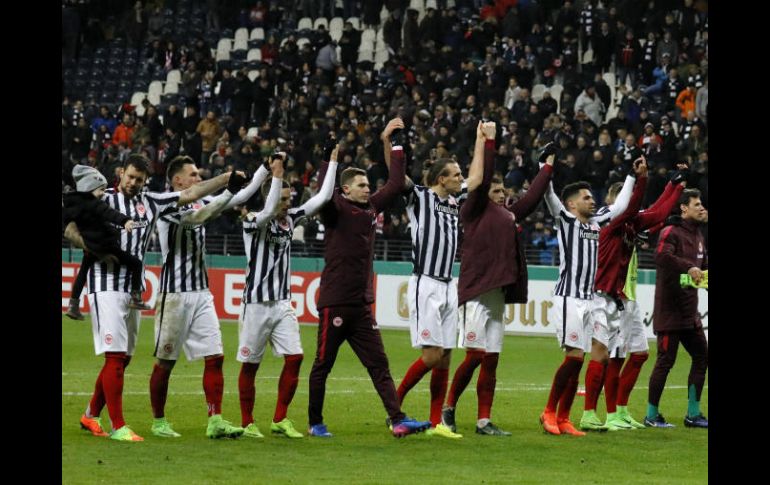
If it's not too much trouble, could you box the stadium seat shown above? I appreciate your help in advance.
[130,91,147,107]
[550,84,564,112]
[148,80,164,97]
[247,70,260,82]
[247,49,262,62]
[582,49,594,65]
[250,27,265,42]
[166,69,182,85]
[298,17,313,31]
[235,27,249,44]
[163,82,179,95]
[347,17,361,29]
[532,84,547,103]
[313,17,328,30]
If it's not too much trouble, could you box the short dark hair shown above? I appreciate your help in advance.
[124,154,150,174]
[490,175,503,185]
[561,181,591,203]
[166,156,196,181]
[340,167,367,187]
[261,178,291,198]
[425,158,458,186]
[678,188,701,211]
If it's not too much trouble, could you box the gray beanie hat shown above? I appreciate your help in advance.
[73,165,108,193]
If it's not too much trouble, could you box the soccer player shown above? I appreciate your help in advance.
[393,121,485,440]
[442,130,555,436]
[577,157,649,431]
[63,165,150,320]
[538,145,641,436]
[64,154,233,442]
[645,188,708,428]
[148,155,256,439]
[593,167,686,431]
[236,143,339,439]
[306,118,431,438]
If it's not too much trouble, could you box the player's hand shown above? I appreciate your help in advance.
[269,156,285,178]
[633,156,648,177]
[323,136,337,161]
[687,266,704,284]
[124,220,136,231]
[381,118,404,140]
[476,121,484,139]
[227,170,248,193]
[481,121,496,140]
[538,141,557,164]
[545,153,555,166]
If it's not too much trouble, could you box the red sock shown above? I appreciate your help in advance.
[477,353,499,420]
[397,357,431,404]
[274,354,303,423]
[604,358,623,413]
[618,353,649,406]
[150,364,172,419]
[429,368,449,426]
[545,356,584,413]
[203,356,224,417]
[86,367,106,418]
[557,373,580,420]
[102,352,126,430]
[238,362,259,427]
[584,360,607,411]
[446,350,484,407]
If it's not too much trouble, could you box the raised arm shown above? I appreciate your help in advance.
[461,122,496,220]
[592,172,637,225]
[636,178,684,231]
[604,161,648,231]
[224,164,271,209]
[177,171,230,205]
[299,146,339,217]
[380,118,404,170]
[243,158,286,227]
[511,154,555,220]
[544,180,566,218]
[371,143,406,212]
[464,121,489,193]
[178,171,248,225]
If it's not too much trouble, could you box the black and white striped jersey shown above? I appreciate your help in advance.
[242,209,305,303]
[242,165,337,303]
[406,182,468,281]
[87,188,180,293]
[543,176,635,299]
[156,196,214,293]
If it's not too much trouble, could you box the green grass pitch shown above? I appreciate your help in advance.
[62,318,707,484]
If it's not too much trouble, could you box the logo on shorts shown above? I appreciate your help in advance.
[135,202,146,216]
[466,332,476,342]
[333,317,343,327]
[240,347,250,357]
[163,343,173,354]
[421,329,431,339]
[192,202,202,210]
[104,333,113,345]
[568,332,578,342]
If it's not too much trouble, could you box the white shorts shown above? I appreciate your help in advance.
[593,293,622,351]
[610,299,649,358]
[458,288,505,353]
[153,291,223,361]
[237,300,304,364]
[88,291,141,356]
[408,275,458,349]
[551,295,608,352]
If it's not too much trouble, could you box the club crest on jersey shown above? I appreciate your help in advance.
[240,346,251,357]
[278,219,290,230]
[135,202,146,216]
[105,333,113,345]
[164,343,173,354]
[333,317,343,327]
[421,329,431,339]
[466,332,476,342]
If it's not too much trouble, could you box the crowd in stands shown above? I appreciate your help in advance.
[62,0,708,262]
